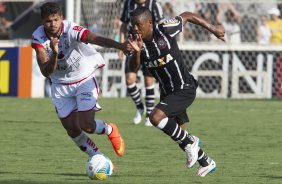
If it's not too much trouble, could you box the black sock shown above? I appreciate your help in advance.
[127,83,143,109]
[158,118,194,150]
[145,86,155,117]
[198,148,209,167]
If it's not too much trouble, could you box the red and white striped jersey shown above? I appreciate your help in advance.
[31,20,105,84]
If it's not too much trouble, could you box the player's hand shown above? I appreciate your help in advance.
[213,25,225,42]
[50,37,59,55]
[120,40,134,55]
[128,34,143,53]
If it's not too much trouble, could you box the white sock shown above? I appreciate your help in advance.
[95,119,112,135]
[156,117,168,129]
[72,131,102,157]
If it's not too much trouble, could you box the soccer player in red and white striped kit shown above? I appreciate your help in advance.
[32,2,130,160]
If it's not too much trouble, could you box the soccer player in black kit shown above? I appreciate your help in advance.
[128,7,225,177]
[119,0,164,126]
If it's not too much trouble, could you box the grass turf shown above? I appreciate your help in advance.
[0,97,281,184]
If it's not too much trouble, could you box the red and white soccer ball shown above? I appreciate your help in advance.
[85,154,114,180]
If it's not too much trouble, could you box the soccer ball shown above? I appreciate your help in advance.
[85,154,114,180]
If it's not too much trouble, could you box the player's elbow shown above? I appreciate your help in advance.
[180,12,197,23]
[40,67,51,78]
[40,69,49,78]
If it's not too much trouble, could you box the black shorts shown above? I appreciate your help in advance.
[125,56,152,77]
[156,88,196,125]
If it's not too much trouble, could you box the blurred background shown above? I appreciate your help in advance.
[0,0,282,99]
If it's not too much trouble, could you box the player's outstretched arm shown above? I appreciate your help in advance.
[84,31,133,55]
[179,12,225,41]
[118,22,127,60]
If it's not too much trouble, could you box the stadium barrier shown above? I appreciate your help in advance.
[0,45,281,99]
[97,45,282,99]
[0,46,32,97]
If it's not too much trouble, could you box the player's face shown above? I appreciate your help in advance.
[131,16,153,40]
[42,13,63,37]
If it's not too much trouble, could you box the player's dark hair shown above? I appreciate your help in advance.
[130,7,152,21]
[40,2,62,19]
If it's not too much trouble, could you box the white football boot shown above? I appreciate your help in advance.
[184,136,200,168]
[144,117,153,127]
[196,158,216,177]
[133,108,144,124]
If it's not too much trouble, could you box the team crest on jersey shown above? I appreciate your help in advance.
[157,37,167,49]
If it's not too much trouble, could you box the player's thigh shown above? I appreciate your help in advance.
[51,84,77,119]
[124,56,140,74]
[76,77,100,131]
[125,58,138,84]
[156,89,196,118]
[76,77,100,111]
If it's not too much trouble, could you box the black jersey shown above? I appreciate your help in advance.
[120,0,163,25]
[140,16,196,95]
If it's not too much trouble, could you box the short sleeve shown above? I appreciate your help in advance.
[31,35,44,49]
[69,23,89,43]
[158,16,183,38]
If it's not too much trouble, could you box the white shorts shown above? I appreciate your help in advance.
[51,76,102,118]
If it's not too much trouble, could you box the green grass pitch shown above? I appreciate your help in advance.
[0,97,281,184]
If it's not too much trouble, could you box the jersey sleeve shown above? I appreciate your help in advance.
[158,16,183,38]
[68,22,89,43]
[31,32,44,49]
[120,0,130,23]
[151,1,164,23]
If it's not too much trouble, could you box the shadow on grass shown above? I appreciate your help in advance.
[0,171,85,177]
[0,172,88,184]
[259,175,282,179]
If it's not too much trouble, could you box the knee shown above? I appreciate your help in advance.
[82,127,95,134]
[144,76,154,86]
[81,124,95,134]
[149,108,167,126]
[126,74,136,85]
[126,78,134,85]
[80,120,96,134]
[149,113,162,126]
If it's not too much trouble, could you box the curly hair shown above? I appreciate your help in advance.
[40,2,62,19]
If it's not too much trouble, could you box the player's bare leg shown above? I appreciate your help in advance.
[78,110,125,156]
[60,112,102,157]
